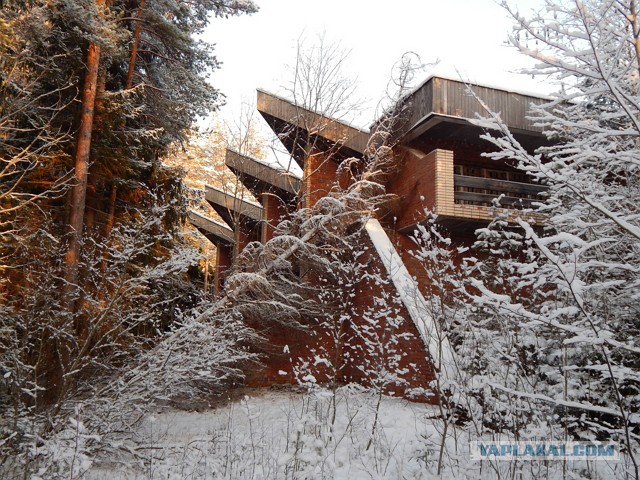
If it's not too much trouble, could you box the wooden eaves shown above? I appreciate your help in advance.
[188,211,235,245]
[204,184,263,229]
[256,89,370,166]
[225,148,301,199]
[389,75,550,147]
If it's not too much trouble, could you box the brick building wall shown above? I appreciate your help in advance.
[191,81,552,403]
[214,243,233,293]
[242,228,439,403]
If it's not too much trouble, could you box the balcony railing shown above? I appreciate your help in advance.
[454,174,547,209]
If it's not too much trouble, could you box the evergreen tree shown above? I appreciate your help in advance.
[0,0,257,475]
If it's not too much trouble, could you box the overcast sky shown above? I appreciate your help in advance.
[203,0,547,132]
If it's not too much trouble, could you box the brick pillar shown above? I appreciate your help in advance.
[214,243,232,293]
[234,226,250,257]
[303,150,338,209]
[390,148,456,232]
[261,193,288,243]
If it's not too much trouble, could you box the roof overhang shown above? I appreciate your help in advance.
[188,211,235,245]
[205,185,263,228]
[402,113,549,152]
[225,149,301,199]
[378,76,550,148]
[257,89,370,166]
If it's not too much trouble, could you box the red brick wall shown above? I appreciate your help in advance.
[343,236,437,402]
[214,243,233,293]
[243,322,319,387]
[384,148,457,232]
[384,147,437,228]
[234,221,260,257]
[390,229,474,299]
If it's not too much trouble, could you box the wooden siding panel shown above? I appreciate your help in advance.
[399,76,548,139]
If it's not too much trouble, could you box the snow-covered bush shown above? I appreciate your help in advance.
[458,0,640,477]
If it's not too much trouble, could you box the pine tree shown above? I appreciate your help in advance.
[0,0,258,474]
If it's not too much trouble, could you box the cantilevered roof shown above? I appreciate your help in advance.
[257,89,370,164]
[225,149,301,197]
[390,76,549,144]
[188,211,235,245]
[205,185,263,228]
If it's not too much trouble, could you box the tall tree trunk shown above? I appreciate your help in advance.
[63,0,104,310]
[126,0,145,90]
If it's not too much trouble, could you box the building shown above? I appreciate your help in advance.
[191,75,550,401]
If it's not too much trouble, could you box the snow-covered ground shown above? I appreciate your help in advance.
[85,386,625,480]
[85,386,444,479]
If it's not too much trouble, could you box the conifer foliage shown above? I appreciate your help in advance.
[0,0,257,475]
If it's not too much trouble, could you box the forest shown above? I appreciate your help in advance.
[1,0,640,479]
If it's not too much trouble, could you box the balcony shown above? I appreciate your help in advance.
[454,173,546,209]
[205,185,263,228]
[394,149,547,232]
[225,149,301,198]
[257,89,370,165]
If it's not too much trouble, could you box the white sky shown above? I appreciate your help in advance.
[204,0,547,131]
